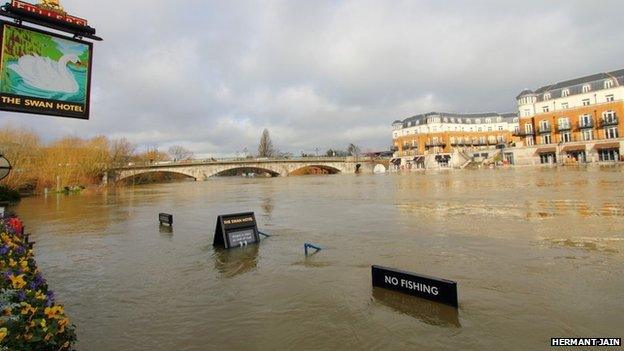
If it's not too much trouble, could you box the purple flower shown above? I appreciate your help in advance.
[2,270,13,281]
[14,246,25,255]
[0,245,9,255]
[17,290,26,302]
[46,291,55,305]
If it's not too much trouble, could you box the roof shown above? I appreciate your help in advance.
[521,68,624,102]
[516,89,534,99]
[394,111,518,128]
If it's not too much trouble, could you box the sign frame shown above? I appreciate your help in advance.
[0,19,94,119]
[158,213,173,226]
[213,212,260,249]
[372,265,459,308]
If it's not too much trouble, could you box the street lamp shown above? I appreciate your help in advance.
[0,155,11,181]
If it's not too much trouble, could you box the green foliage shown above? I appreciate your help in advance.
[0,185,20,203]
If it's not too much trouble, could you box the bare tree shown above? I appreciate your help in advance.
[347,143,361,156]
[168,145,194,162]
[110,137,136,167]
[257,129,275,158]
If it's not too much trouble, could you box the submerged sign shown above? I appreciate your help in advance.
[213,212,260,249]
[371,265,458,308]
[0,21,92,119]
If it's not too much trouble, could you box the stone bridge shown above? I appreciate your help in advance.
[107,157,390,183]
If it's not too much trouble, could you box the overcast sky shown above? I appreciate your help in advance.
[2,0,624,156]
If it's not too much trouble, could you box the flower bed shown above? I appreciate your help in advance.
[0,216,76,350]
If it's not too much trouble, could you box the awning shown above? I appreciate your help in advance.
[562,145,586,152]
[535,147,556,154]
[391,158,401,165]
[413,156,425,162]
[594,142,621,150]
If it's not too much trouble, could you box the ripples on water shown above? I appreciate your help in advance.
[12,167,624,350]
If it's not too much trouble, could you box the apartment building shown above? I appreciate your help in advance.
[515,69,624,163]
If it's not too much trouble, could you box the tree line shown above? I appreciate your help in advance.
[0,125,194,193]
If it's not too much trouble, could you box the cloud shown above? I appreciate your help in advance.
[2,0,623,156]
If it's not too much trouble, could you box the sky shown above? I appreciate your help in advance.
[2,0,624,157]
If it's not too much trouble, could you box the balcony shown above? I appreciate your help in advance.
[513,130,534,136]
[425,141,446,147]
[557,123,571,132]
[578,121,594,129]
[600,117,619,127]
[538,125,552,134]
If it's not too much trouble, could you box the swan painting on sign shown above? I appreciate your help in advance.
[0,21,92,119]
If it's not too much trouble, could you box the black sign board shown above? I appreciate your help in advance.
[372,265,458,308]
[213,212,260,249]
[159,213,173,226]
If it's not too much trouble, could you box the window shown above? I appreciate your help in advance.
[604,79,614,89]
[523,109,531,117]
[579,114,593,127]
[498,126,504,131]
[543,93,551,100]
[488,127,492,132]
[560,132,572,143]
[475,119,481,124]
[606,94,615,102]
[562,89,570,97]
[603,110,617,122]
[557,117,570,130]
[561,102,569,109]
[582,99,590,106]
[540,153,556,164]
[599,149,619,162]
[443,118,448,123]
[605,127,619,139]
[526,136,534,146]
[525,123,533,134]
[478,127,482,132]
[450,118,455,123]
[539,120,550,132]
[582,84,591,93]
[542,134,552,144]
[497,117,502,122]
[542,106,550,113]
[485,118,492,123]
[582,130,594,141]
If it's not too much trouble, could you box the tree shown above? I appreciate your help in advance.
[257,129,275,158]
[110,138,136,167]
[168,145,194,162]
[347,143,361,156]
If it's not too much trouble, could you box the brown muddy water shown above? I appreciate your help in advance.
[12,167,624,350]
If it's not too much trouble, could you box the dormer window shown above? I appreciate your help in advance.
[450,118,455,123]
[475,119,481,124]
[582,84,591,93]
[443,117,448,123]
[496,117,502,122]
[562,89,569,97]
[543,93,551,100]
[604,79,614,89]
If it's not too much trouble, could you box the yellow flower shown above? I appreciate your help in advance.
[44,332,53,341]
[0,327,7,342]
[20,303,36,316]
[40,319,47,328]
[8,258,16,268]
[44,306,64,319]
[35,291,46,300]
[9,274,26,289]
[3,307,12,316]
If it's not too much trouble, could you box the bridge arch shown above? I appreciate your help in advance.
[209,166,281,178]
[116,169,198,184]
[288,165,342,176]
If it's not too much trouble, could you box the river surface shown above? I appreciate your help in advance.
[12,167,624,350]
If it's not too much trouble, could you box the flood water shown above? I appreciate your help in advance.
[12,167,624,350]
